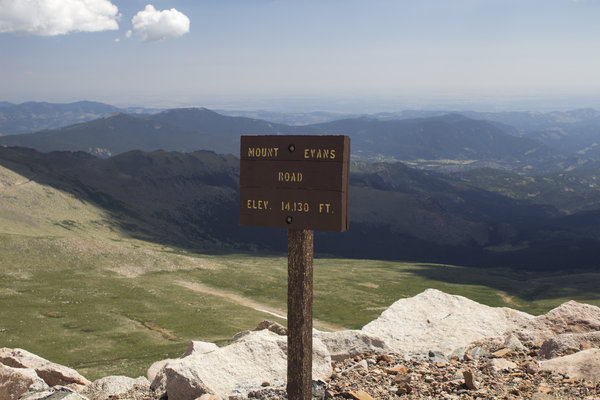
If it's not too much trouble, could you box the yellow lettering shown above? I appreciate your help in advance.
[247,147,280,159]
[277,171,304,183]
[319,203,332,214]
[281,201,309,213]
[247,199,270,210]
[303,148,337,159]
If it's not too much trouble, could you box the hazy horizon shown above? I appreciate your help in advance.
[3,94,600,115]
[2,1,599,113]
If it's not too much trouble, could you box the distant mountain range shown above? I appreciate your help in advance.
[1,146,599,271]
[3,106,598,173]
[0,101,161,135]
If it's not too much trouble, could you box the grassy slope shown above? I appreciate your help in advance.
[1,165,600,380]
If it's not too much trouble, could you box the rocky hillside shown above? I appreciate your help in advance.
[3,289,600,400]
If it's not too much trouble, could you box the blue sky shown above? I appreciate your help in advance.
[1,0,599,111]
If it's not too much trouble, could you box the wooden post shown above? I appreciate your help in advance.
[287,229,314,400]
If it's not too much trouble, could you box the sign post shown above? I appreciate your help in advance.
[287,229,313,400]
[240,135,350,400]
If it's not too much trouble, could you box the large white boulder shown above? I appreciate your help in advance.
[361,288,534,356]
[151,330,331,400]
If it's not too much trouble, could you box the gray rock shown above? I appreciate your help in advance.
[152,330,331,400]
[0,348,90,387]
[0,363,49,400]
[484,358,517,373]
[538,331,600,359]
[540,348,600,381]
[80,376,149,400]
[345,359,369,373]
[503,333,527,352]
[362,289,534,356]
[314,330,391,361]
[254,320,287,336]
[463,346,491,361]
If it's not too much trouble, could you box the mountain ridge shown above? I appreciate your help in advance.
[0,107,577,173]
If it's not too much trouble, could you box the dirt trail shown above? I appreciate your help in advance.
[175,280,345,332]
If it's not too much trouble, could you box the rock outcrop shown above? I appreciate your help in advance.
[361,289,534,356]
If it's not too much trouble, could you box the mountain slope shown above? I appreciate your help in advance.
[461,109,600,156]
[0,113,224,157]
[310,115,560,168]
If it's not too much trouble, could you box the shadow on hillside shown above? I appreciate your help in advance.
[405,263,600,304]
[2,146,600,276]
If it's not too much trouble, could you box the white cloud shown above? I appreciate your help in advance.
[125,29,132,39]
[0,0,119,36]
[131,4,190,42]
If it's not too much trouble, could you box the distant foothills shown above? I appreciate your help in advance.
[1,100,600,271]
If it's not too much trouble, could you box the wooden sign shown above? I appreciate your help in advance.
[239,135,350,232]
[239,134,350,400]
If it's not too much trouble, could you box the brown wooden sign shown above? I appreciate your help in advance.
[239,135,350,232]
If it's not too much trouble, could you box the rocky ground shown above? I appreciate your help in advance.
[116,342,600,400]
[325,349,600,400]
[4,289,600,400]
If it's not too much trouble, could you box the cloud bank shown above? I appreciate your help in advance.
[0,0,119,36]
[131,4,190,42]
